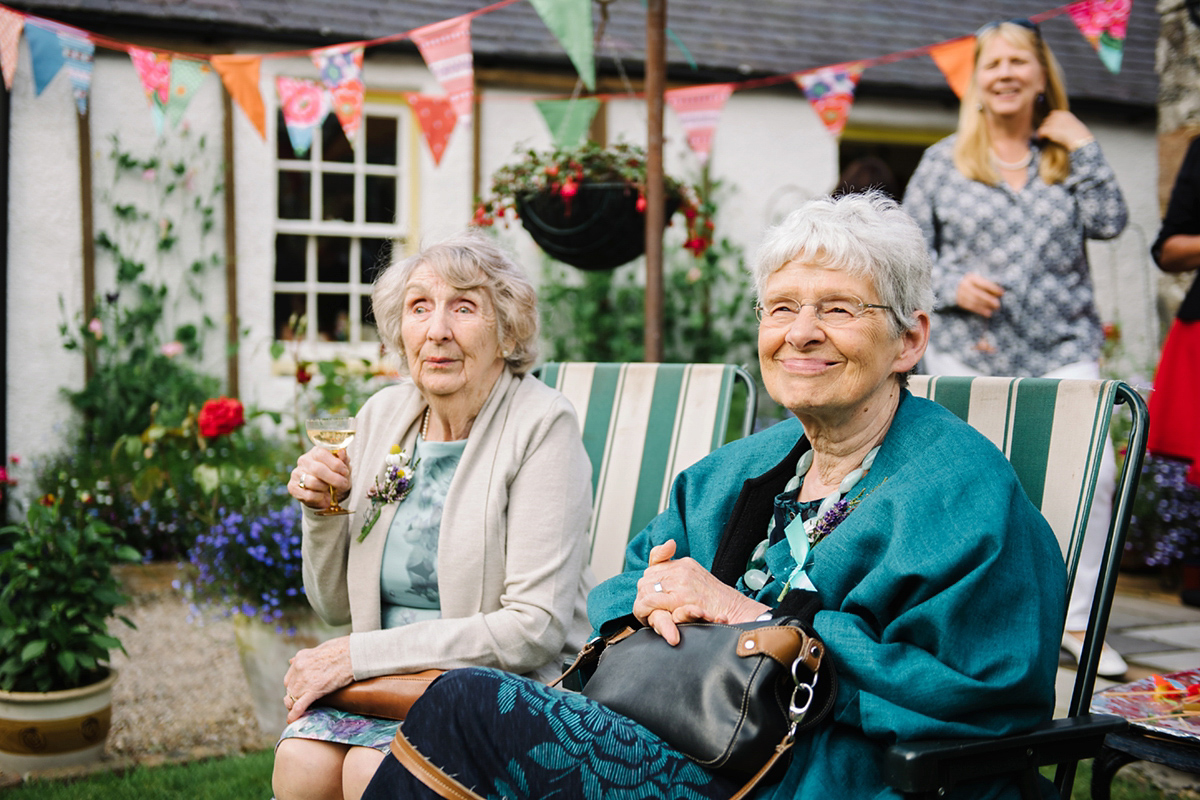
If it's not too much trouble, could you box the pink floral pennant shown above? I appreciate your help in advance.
[311,44,364,146]
[664,83,734,164]
[795,64,863,137]
[0,7,24,91]
[405,92,458,166]
[129,46,172,134]
[276,75,329,157]
[409,15,474,122]
[1068,0,1131,74]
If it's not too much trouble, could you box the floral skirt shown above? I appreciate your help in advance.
[278,706,399,752]
[360,668,742,800]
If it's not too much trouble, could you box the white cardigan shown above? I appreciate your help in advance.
[300,370,595,684]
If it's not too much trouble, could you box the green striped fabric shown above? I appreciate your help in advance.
[538,362,746,581]
[908,376,1117,580]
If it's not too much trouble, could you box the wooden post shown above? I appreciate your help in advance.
[222,90,240,398]
[644,0,666,362]
[77,108,95,384]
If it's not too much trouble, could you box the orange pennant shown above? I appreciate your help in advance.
[929,37,976,99]
[405,92,457,166]
[211,54,265,139]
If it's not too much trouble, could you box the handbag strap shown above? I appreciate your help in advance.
[390,723,486,800]
[731,737,793,800]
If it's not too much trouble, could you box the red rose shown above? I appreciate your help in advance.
[296,364,313,385]
[198,397,245,438]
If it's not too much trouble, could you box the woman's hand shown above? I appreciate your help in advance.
[633,540,769,646]
[1037,110,1094,151]
[283,636,355,723]
[956,273,1005,317]
[288,446,351,510]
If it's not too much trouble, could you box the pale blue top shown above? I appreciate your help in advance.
[379,436,467,629]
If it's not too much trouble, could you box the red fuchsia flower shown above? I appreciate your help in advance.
[682,206,698,222]
[559,179,579,199]
[1103,323,1120,342]
[295,364,313,385]
[684,237,709,257]
[544,165,559,178]
[197,397,246,438]
[9,455,19,465]
[636,194,647,213]
[0,466,8,486]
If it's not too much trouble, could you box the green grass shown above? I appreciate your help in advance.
[4,754,1184,799]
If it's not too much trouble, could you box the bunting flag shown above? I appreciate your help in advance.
[210,54,266,139]
[165,58,210,130]
[410,15,474,121]
[25,20,65,96]
[312,44,365,145]
[528,0,595,92]
[60,28,94,115]
[929,36,976,99]
[535,97,600,148]
[664,83,734,163]
[129,46,172,133]
[276,75,328,157]
[1068,0,1132,74]
[795,66,862,137]
[0,7,24,90]
[405,92,458,166]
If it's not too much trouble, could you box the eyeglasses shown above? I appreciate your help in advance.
[754,295,894,327]
[975,18,1041,38]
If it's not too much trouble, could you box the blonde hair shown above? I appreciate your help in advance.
[953,21,1071,187]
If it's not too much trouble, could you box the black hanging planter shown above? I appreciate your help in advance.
[515,182,681,271]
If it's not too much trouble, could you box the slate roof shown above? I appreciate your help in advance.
[6,0,1158,111]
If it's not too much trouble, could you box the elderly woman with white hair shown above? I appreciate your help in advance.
[273,232,594,800]
[361,192,1067,800]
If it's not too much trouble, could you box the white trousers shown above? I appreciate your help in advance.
[921,347,1116,632]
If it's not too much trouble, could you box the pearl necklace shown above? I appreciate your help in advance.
[992,148,1032,171]
[420,407,431,440]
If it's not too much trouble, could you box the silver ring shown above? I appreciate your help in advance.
[653,582,663,593]
[298,473,308,490]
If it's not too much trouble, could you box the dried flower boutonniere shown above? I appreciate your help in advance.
[358,445,418,542]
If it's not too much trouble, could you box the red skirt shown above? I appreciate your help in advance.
[1148,318,1200,486]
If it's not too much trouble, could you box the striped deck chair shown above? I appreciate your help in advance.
[886,376,1149,800]
[536,362,757,582]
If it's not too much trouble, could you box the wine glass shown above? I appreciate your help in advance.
[304,416,356,516]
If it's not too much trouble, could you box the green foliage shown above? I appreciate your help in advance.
[0,501,140,692]
[5,750,275,799]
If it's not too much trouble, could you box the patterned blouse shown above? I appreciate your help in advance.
[903,135,1127,376]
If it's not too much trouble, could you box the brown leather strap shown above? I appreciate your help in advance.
[390,724,486,800]
[730,737,794,800]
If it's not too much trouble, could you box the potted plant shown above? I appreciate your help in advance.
[473,141,707,270]
[0,498,141,773]
[179,496,349,736]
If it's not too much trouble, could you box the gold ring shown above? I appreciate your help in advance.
[288,694,298,703]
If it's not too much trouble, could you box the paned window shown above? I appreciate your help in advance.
[273,96,409,345]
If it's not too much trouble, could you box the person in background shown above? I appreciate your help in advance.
[361,191,1066,800]
[834,155,898,199]
[1148,136,1200,607]
[903,18,1129,677]
[272,232,594,800]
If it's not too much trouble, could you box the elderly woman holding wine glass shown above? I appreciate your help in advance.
[273,231,595,800]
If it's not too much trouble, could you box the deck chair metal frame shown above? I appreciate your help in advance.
[535,362,757,582]
[884,376,1149,799]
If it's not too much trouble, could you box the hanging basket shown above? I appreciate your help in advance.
[516,182,681,271]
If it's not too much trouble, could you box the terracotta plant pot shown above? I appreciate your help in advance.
[233,612,351,737]
[516,182,681,271]
[0,669,117,776]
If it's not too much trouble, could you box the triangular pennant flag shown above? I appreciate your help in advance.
[535,97,600,148]
[0,8,24,91]
[665,83,735,163]
[929,36,976,99]
[25,20,65,96]
[528,0,595,92]
[129,46,172,134]
[409,16,474,121]
[165,58,210,129]
[405,92,458,166]
[59,29,94,115]
[1068,0,1131,74]
[276,75,329,157]
[795,66,862,137]
[211,54,266,139]
[311,45,365,145]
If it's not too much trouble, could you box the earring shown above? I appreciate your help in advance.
[977,102,984,112]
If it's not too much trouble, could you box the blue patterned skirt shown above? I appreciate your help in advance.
[361,667,742,800]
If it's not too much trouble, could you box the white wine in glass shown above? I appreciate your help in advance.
[305,416,356,516]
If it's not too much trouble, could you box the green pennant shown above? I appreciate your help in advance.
[529,0,595,91]
[535,97,600,147]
